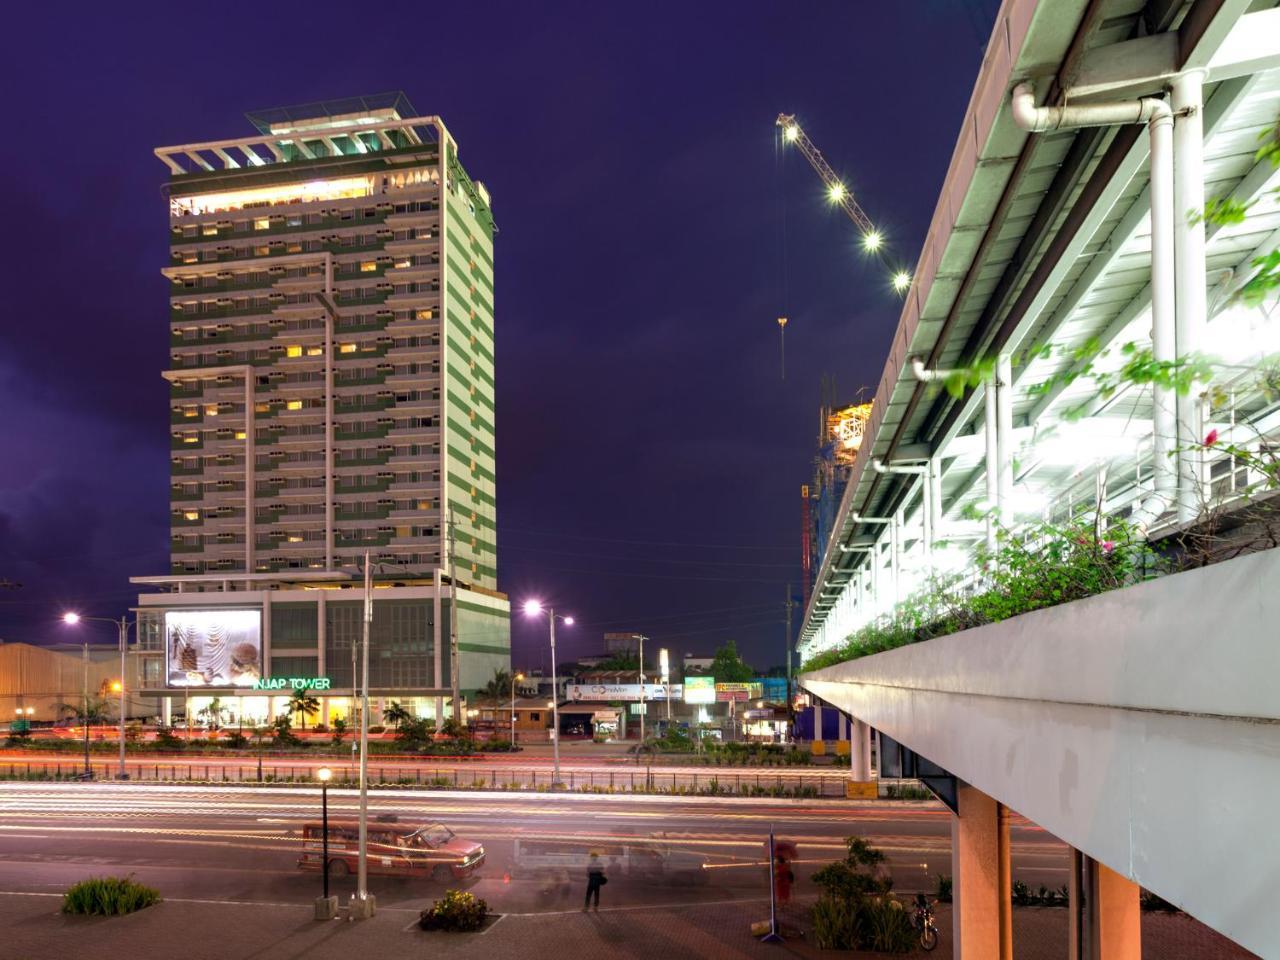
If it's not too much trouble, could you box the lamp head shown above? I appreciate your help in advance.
[521,599,544,617]
[61,612,81,625]
[562,616,575,626]
[317,766,332,782]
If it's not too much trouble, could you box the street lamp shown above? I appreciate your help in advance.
[510,672,524,745]
[62,611,135,780]
[318,766,332,898]
[522,600,573,788]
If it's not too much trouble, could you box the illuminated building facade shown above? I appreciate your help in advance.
[132,94,508,726]
[158,92,497,587]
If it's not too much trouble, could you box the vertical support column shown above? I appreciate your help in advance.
[1068,848,1085,960]
[996,354,1014,529]
[432,569,444,732]
[1149,108,1177,500]
[984,379,999,552]
[846,718,875,797]
[243,372,255,581]
[323,253,335,571]
[1173,69,1207,523]
[1069,849,1142,959]
[950,784,1012,960]
[889,509,902,604]
[1093,860,1142,959]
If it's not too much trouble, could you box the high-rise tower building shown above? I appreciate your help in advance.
[130,95,508,729]
[157,93,496,585]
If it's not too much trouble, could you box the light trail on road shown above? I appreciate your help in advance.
[0,783,1069,914]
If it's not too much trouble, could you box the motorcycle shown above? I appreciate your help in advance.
[912,893,939,951]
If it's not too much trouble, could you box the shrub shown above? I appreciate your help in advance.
[812,894,858,949]
[62,876,161,916]
[155,726,184,750]
[863,897,915,953]
[418,889,488,932]
[367,725,386,734]
[330,718,348,745]
[804,517,1161,671]
[221,731,248,749]
[935,874,953,903]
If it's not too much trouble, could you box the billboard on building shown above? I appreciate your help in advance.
[565,683,682,702]
[715,682,761,702]
[165,609,262,688]
[683,677,716,704]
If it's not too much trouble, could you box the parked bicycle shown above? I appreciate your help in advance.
[912,893,939,951]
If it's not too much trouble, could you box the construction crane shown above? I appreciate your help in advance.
[776,114,910,294]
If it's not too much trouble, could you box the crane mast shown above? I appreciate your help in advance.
[776,114,875,235]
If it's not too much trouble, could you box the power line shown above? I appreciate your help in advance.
[500,543,798,570]
[498,525,790,553]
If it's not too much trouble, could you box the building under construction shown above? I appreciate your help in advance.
[802,384,871,606]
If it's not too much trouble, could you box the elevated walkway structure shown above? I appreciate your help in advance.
[797,0,1280,956]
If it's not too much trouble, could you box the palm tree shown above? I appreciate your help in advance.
[198,697,227,731]
[288,689,320,731]
[382,700,414,730]
[55,696,110,726]
[478,669,512,703]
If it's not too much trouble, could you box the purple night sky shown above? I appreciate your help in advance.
[0,1,994,667]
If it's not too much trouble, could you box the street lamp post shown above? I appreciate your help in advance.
[510,672,524,745]
[314,765,337,920]
[637,634,646,746]
[62,612,134,780]
[522,601,573,789]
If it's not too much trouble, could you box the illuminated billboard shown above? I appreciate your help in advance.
[683,677,716,704]
[166,609,262,688]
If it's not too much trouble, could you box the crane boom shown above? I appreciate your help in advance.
[776,114,874,234]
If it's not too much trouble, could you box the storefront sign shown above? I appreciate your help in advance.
[565,683,681,702]
[683,677,716,704]
[715,682,761,702]
[252,676,332,691]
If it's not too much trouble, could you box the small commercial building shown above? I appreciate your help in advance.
[131,571,509,728]
[473,697,553,742]
[0,642,147,723]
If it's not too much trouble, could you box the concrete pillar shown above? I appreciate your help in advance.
[846,718,875,798]
[1069,849,1142,959]
[1093,862,1141,958]
[950,784,1012,960]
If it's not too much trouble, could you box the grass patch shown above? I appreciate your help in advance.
[62,876,161,916]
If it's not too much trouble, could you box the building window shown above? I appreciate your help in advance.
[360,261,377,272]
[286,400,303,411]
[183,510,199,521]
[204,404,219,417]
[306,346,323,357]
[339,343,357,354]
[286,344,302,358]
[416,309,433,320]
[529,712,541,722]
[254,217,270,231]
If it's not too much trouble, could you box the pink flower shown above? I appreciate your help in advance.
[1101,541,1115,554]
[1203,429,1219,447]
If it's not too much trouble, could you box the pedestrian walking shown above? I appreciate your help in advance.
[583,852,607,911]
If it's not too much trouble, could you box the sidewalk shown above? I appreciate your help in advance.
[0,892,1256,960]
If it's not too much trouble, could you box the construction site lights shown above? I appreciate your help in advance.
[776,112,909,297]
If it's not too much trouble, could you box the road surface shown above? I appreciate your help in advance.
[0,783,1068,913]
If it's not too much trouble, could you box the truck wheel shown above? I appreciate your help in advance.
[328,859,349,878]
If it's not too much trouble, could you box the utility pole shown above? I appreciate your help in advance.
[637,634,647,745]
[352,550,375,919]
[447,503,461,725]
[784,583,797,743]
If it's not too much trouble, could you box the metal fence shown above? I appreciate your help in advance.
[0,760,855,797]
